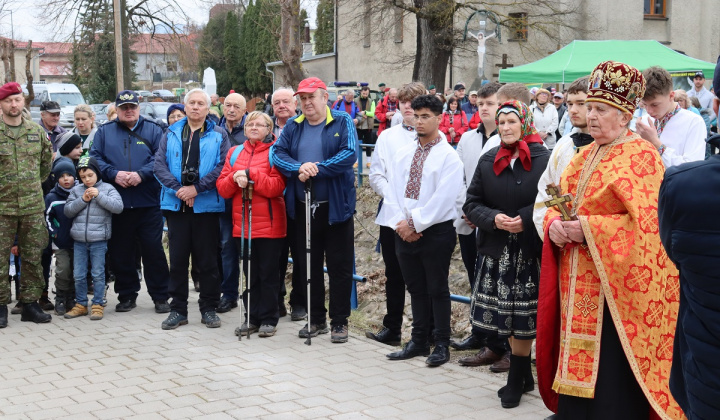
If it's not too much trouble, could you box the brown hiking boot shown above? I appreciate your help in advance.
[64,304,88,319]
[89,305,104,320]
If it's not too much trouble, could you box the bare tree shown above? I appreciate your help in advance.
[278,0,303,87]
[1,40,9,83]
[344,0,580,91]
[24,40,34,108]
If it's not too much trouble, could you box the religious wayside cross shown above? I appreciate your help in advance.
[492,54,514,79]
[544,183,577,221]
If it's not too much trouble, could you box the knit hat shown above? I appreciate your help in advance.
[52,157,76,180]
[76,156,101,179]
[166,103,185,121]
[56,132,83,157]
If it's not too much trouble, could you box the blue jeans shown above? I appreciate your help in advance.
[74,241,107,306]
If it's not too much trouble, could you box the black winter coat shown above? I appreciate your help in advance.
[463,143,550,260]
[659,155,720,420]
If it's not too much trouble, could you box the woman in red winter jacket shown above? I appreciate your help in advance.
[216,111,287,338]
[439,96,469,144]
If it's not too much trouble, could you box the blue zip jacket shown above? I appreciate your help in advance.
[270,107,357,224]
[44,184,74,249]
[90,116,164,209]
[153,117,230,213]
[332,99,362,120]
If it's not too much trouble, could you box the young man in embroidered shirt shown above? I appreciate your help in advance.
[635,66,706,167]
[367,82,428,346]
[383,95,463,367]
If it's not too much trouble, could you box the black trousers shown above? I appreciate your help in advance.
[236,237,284,326]
[358,129,374,157]
[557,303,650,420]
[165,211,220,316]
[395,220,456,345]
[110,206,169,302]
[279,214,306,309]
[293,201,353,327]
[379,225,406,335]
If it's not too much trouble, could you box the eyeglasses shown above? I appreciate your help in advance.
[245,123,269,129]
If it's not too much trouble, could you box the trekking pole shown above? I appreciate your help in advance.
[246,181,254,339]
[237,187,247,341]
[304,178,313,346]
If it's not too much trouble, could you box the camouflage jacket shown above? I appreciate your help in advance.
[0,118,53,215]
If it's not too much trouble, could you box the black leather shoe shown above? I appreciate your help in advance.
[290,306,307,321]
[115,299,137,312]
[426,344,450,367]
[365,327,401,346]
[216,298,238,313]
[154,300,171,313]
[387,341,430,360]
[20,301,52,323]
[450,335,484,351]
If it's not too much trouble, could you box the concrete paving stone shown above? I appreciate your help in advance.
[295,405,340,419]
[194,399,240,415]
[91,405,137,419]
[170,374,212,387]
[262,400,305,414]
[161,406,205,419]
[104,384,145,397]
[0,377,30,390]
[161,394,208,409]
[361,404,404,418]
[197,389,241,402]
[0,402,41,415]
[167,383,208,397]
[25,407,71,420]
[330,412,374,420]
[295,394,336,409]
[70,390,112,404]
[135,389,176,403]
[263,390,304,403]
[292,385,335,399]
[128,400,173,415]
[123,413,167,420]
[63,400,106,414]
[139,379,178,392]
[95,394,142,409]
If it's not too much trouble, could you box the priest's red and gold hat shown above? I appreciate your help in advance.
[586,61,646,114]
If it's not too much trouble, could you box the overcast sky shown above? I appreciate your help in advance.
[1,0,318,42]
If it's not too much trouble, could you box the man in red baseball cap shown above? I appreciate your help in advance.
[0,82,54,327]
[271,77,357,343]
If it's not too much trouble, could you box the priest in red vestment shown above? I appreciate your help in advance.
[536,60,685,420]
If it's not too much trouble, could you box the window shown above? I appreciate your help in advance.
[394,8,403,43]
[644,0,666,17]
[508,12,528,42]
[363,3,371,48]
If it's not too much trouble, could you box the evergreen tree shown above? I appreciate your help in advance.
[198,13,228,94]
[222,11,242,95]
[314,0,334,55]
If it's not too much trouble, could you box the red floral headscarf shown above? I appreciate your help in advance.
[493,100,543,176]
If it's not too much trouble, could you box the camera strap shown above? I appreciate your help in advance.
[182,122,203,177]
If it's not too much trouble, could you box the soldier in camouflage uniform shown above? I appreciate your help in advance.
[0,82,54,328]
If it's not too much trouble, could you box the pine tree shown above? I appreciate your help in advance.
[314,0,334,55]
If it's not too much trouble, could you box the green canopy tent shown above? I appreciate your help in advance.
[498,40,716,85]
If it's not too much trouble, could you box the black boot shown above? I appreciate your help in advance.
[39,291,54,311]
[497,360,535,397]
[21,301,52,323]
[0,304,7,328]
[500,354,531,409]
[54,290,66,316]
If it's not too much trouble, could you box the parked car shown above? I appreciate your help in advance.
[89,104,109,124]
[34,83,87,128]
[139,102,175,124]
[136,90,153,101]
[152,90,174,100]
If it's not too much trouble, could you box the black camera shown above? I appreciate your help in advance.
[181,167,199,185]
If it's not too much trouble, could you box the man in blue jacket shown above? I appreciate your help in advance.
[271,77,357,343]
[90,90,171,313]
[154,88,229,330]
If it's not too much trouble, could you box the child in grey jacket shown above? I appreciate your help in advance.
[63,157,123,320]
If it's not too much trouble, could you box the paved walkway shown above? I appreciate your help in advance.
[0,286,552,419]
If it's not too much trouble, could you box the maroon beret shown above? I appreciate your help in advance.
[0,82,23,101]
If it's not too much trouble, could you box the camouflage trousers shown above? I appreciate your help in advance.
[0,213,48,304]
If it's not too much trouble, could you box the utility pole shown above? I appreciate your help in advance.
[113,0,124,92]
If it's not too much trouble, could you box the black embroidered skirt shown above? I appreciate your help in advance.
[470,233,540,339]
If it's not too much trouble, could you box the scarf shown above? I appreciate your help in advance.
[493,100,543,176]
[654,103,680,136]
[570,132,594,149]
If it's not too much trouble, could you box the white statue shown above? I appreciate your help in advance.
[469,30,496,78]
